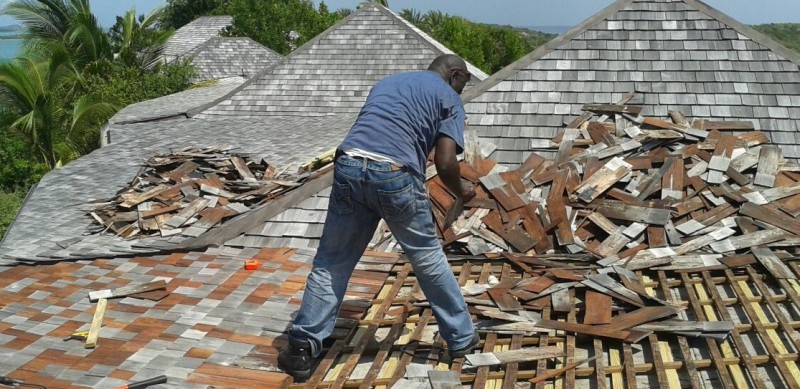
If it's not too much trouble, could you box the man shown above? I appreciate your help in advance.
[278,54,479,382]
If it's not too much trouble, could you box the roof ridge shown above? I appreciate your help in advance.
[462,0,636,102]
[371,5,490,80]
[186,5,374,117]
[464,0,800,103]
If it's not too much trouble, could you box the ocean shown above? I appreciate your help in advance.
[0,38,22,60]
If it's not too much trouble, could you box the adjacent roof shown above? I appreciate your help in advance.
[106,83,243,126]
[198,3,489,118]
[463,0,800,166]
[0,114,356,265]
[162,16,234,61]
[189,37,283,83]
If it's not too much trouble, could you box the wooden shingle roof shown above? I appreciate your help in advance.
[463,0,800,165]
[162,16,233,61]
[189,37,283,82]
[198,3,488,118]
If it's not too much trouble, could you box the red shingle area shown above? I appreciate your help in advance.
[0,247,396,388]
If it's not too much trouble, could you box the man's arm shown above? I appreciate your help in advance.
[434,136,475,202]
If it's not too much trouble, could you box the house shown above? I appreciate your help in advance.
[2,0,799,387]
[0,3,489,388]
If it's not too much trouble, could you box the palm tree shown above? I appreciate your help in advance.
[5,0,111,69]
[0,54,115,168]
[112,7,173,69]
[399,9,423,26]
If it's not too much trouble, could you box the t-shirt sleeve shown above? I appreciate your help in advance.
[437,103,466,154]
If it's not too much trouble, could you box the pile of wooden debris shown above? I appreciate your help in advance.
[422,95,799,347]
[88,146,314,239]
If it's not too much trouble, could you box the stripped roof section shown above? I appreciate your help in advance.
[162,16,234,61]
[198,3,488,118]
[463,0,800,166]
[190,37,283,83]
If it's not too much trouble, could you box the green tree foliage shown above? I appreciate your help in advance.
[162,0,223,30]
[0,1,193,237]
[0,189,27,239]
[84,61,194,110]
[753,23,800,54]
[110,8,174,69]
[399,9,552,74]
[0,135,47,191]
[216,0,346,55]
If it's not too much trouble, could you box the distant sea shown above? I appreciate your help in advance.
[0,30,22,60]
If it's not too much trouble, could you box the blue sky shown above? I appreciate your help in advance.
[0,0,798,28]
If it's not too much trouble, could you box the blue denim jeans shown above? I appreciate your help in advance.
[288,155,475,357]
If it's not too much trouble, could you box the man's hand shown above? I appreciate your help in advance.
[459,184,476,203]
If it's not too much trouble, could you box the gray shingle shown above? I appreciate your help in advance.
[162,16,234,61]
[199,5,487,118]
[461,0,800,167]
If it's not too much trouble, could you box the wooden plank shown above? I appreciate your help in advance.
[708,135,737,172]
[582,274,646,307]
[487,288,523,312]
[170,169,334,250]
[740,202,800,236]
[601,306,680,331]
[595,200,671,225]
[594,227,631,258]
[647,226,667,248]
[583,290,612,325]
[428,370,461,389]
[88,279,168,302]
[164,198,210,228]
[754,146,781,187]
[534,319,632,341]
[661,157,684,200]
[480,173,526,211]
[231,156,257,182]
[529,356,598,385]
[85,298,107,349]
[573,157,632,202]
[188,363,289,388]
[587,121,617,146]
[751,247,794,279]
[551,288,572,312]
[518,153,546,175]
[119,184,171,208]
[481,211,536,252]
[710,229,787,253]
[465,346,565,367]
[516,276,556,294]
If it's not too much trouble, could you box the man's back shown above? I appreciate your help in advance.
[339,70,466,180]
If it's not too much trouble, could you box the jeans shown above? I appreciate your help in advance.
[288,154,475,357]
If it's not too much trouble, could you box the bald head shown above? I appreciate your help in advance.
[428,54,471,95]
[428,54,468,77]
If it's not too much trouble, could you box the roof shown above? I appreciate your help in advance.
[107,83,243,126]
[0,246,396,388]
[189,37,283,83]
[462,0,800,166]
[162,16,234,61]
[197,3,489,118]
[0,114,356,265]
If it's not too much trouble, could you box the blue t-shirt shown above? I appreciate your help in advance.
[339,70,466,180]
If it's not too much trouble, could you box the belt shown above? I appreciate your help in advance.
[335,150,405,171]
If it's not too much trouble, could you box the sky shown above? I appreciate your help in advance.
[0,0,798,28]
